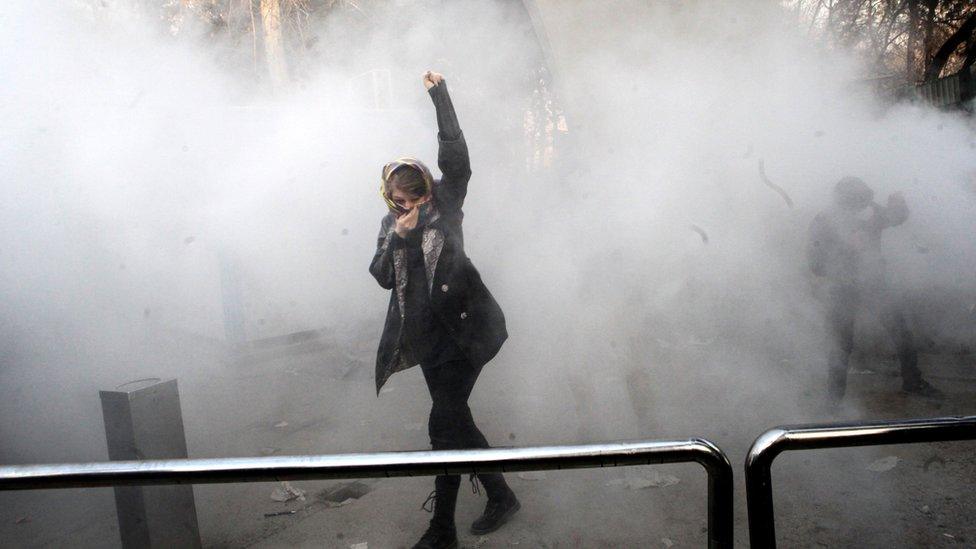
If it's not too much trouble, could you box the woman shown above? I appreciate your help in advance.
[369,71,520,549]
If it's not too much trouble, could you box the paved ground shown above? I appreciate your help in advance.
[1,323,974,548]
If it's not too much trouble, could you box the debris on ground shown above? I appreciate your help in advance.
[349,542,368,549]
[866,456,900,472]
[758,159,794,208]
[516,471,547,481]
[923,454,946,471]
[472,535,490,548]
[689,224,709,244]
[260,447,279,456]
[607,470,680,490]
[274,421,289,429]
[661,537,674,548]
[270,481,306,502]
[325,498,356,508]
[920,505,931,514]
[263,510,297,518]
[318,481,373,506]
[14,516,30,524]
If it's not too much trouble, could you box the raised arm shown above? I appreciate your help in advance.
[879,192,909,228]
[369,214,397,289]
[423,71,471,212]
[863,192,910,235]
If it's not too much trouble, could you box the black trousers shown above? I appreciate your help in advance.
[421,359,511,528]
[826,286,922,399]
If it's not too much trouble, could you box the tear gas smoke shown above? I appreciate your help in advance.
[1,0,975,544]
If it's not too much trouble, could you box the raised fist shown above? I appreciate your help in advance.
[423,71,444,90]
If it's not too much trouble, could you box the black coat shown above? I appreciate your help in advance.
[369,85,507,393]
[807,195,908,290]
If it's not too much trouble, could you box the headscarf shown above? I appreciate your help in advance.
[379,157,434,211]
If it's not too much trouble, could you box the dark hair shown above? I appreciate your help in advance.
[386,165,429,199]
[833,176,873,210]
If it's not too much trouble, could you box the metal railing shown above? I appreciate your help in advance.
[0,438,734,548]
[745,415,976,548]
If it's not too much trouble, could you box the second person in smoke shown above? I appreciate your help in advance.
[808,177,943,402]
[369,71,519,549]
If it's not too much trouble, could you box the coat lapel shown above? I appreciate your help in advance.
[421,227,445,294]
[383,207,446,385]
[392,248,408,319]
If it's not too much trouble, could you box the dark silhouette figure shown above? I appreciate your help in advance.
[808,177,943,401]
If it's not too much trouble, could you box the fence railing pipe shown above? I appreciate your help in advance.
[745,415,976,549]
[0,438,734,548]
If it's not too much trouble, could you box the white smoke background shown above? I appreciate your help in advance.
[1,0,975,544]
[493,2,976,443]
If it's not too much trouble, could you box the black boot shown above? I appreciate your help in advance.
[475,473,512,501]
[896,345,944,399]
[902,378,945,400]
[412,524,458,549]
[412,476,459,549]
[827,350,848,403]
[470,474,520,535]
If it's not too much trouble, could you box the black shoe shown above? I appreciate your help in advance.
[827,367,847,402]
[902,379,945,400]
[470,494,521,535]
[411,524,458,549]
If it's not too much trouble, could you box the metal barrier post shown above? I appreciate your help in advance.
[100,378,201,549]
[745,415,976,549]
[0,438,733,548]
[699,439,735,549]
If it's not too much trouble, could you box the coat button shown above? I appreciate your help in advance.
[441,284,449,292]
[460,312,467,319]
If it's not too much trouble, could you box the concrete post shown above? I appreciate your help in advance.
[100,378,201,549]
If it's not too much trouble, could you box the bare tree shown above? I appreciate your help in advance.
[923,9,976,79]
[260,0,289,90]
[784,0,976,82]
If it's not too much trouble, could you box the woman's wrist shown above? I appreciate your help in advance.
[430,88,461,140]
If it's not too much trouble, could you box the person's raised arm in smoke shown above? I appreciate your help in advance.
[423,71,471,213]
[871,191,909,229]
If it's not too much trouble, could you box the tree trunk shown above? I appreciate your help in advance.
[922,0,938,63]
[826,0,836,42]
[963,37,976,71]
[923,10,976,80]
[260,0,288,91]
[249,0,260,79]
[906,0,920,81]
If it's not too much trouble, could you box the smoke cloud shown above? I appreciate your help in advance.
[2,0,975,545]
